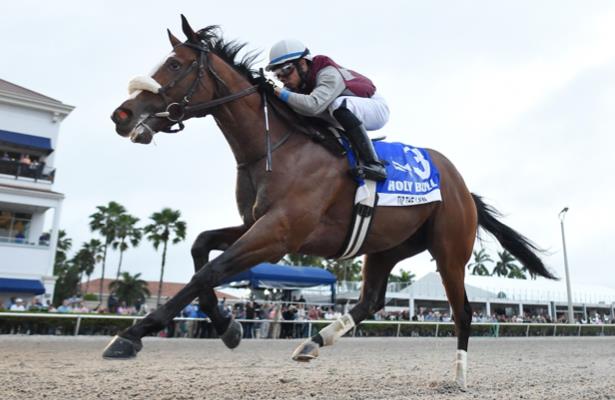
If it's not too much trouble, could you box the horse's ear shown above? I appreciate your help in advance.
[167,29,181,47]
[180,14,198,43]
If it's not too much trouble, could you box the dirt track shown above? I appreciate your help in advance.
[1,336,614,400]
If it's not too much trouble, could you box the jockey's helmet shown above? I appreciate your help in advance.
[266,39,312,71]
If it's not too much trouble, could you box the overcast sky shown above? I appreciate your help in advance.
[2,2,614,294]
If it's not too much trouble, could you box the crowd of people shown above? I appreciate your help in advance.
[2,297,613,335]
[0,151,46,179]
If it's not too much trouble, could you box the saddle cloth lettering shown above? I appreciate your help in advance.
[353,141,442,206]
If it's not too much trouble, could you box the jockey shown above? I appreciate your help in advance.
[264,39,389,181]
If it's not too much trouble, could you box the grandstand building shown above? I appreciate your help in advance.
[0,79,74,306]
[307,272,615,322]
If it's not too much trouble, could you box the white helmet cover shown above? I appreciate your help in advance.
[266,39,312,71]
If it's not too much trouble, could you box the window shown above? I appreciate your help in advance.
[0,210,32,243]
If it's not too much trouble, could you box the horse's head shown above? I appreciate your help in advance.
[111,15,220,144]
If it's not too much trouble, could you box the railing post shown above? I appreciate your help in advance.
[74,316,81,336]
[578,324,582,336]
[435,323,439,337]
[526,324,530,337]
[553,325,557,336]
[396,322,401,337]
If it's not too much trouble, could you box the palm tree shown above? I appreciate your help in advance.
[109,272,150,307]
[467,248,493,276]
[53,229,72,275]
[112,214,142,280]
[282,254,326,268]
[492,250,520,278]
[389,268,416,284]
[73,239,103,295]
[325,258,363,282]
[89,201,127,303]
[507,264,527,279]
[52,230,78,305]
[144,208,187,306]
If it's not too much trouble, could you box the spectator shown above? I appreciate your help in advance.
[244,301,255,339]
[19,154,32,165]
[70,302,87,313]
[107,292,119,314]
[10,298,26,311]
[307,305,320,320]
[15,231,25,243]
[38,232,51,246]
[57,299,72,313]
[117,301,131,315]
[1,152,10,161]
[28,297,44,311]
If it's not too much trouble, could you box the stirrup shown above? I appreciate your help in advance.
[352,163,387,181]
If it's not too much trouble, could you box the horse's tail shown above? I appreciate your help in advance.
[472,193,557,280]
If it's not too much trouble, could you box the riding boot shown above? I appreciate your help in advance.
[333,105,387,181]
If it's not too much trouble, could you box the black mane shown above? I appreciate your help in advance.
[196,25,259,84]
[194,25,337,146]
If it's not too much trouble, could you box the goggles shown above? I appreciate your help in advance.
[274,63,295,79]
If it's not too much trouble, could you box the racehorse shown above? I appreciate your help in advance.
[105,15,556,390]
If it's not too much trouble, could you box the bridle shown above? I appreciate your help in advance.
[132,39,291,170]
[145,41,258,133]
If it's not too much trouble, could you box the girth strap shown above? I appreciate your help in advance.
[338,180,378,259]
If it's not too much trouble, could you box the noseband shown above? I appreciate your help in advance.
[139,41,258,133]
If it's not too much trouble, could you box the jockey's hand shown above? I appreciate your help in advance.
[255,76,277,97]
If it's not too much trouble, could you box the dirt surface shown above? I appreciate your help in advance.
[1,336,614,400]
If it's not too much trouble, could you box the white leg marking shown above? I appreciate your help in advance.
[319,314,355,346]
[455,349,468,391]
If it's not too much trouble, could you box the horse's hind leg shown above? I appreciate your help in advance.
[292,244,416,362]
[431,241,474,390]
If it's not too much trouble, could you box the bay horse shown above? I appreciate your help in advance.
[105,15,556,390]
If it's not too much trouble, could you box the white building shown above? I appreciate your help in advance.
[0,79,74,306]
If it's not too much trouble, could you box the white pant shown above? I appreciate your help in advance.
[328,93,390,131]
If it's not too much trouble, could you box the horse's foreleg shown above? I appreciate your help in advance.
[292,250,398,362]
[103,213,293,359]
[191,226,248,336]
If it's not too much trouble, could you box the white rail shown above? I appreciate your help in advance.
[1,312,614,337]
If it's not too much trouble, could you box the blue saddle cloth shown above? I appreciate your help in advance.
[346,140,442,206]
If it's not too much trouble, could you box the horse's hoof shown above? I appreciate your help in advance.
[291,339,320,362]
[102,335,142,359]
[221,318,243,349]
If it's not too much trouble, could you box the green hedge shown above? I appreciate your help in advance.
[399,323,437,337]
[528,325,555,336]
[0,315,76,335]
[355,323,398,337]
[77,318,135,336]
[555,325,580,336]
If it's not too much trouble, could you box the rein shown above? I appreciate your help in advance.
[145,40,289,169]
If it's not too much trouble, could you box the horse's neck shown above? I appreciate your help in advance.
[211,78,298,168]
[209,76,272,165]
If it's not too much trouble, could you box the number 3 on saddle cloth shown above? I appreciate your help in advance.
[338,140,442,259]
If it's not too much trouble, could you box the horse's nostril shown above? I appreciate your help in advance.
[112,108,132,125]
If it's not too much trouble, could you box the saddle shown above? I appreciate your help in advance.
[266,99,347,158]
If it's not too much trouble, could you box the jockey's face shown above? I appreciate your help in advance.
[277,59,307,91]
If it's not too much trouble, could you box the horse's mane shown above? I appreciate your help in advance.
[196,25,318,136]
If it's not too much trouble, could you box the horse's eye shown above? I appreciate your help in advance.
[168,61,181,71]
